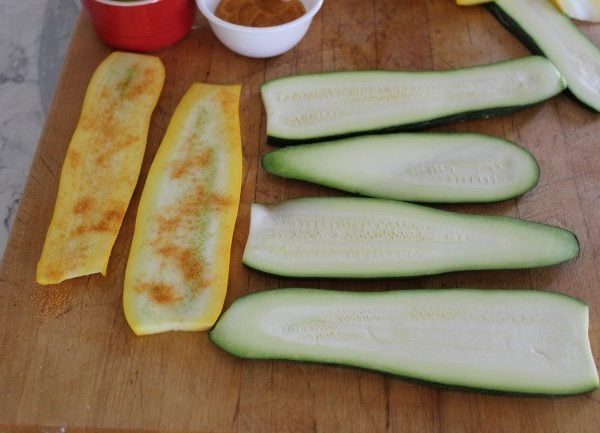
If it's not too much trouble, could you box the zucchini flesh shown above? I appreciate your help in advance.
[211,288,599,395]
[123,83,242,335]
[262,133,539,203]
[552,0,600,22]
[486,0,600,112]
[242,197,579,278]
[261,56,565,143]
[37,52,165,285]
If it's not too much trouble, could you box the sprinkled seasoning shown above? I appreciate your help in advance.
[36,52,165,285]
[123,83,242,336]
[215,0,306,27]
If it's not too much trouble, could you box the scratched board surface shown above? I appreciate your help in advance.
[1,1,600,432]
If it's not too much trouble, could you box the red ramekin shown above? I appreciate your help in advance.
[82,0,196,52]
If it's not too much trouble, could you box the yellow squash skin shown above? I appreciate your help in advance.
[36,52,165,285]
[456,0,491,5]
[123,83,242,335]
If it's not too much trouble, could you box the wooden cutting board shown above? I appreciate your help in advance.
[2,1,600,431]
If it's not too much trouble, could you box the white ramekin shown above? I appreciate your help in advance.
[196,0,324,58]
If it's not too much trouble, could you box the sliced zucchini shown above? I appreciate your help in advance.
[211,288,599,395]
[262,133,539,203]
[261,56,565,143]
[485,0,600,111]
[552,0,600,22]
[242,197,579,278]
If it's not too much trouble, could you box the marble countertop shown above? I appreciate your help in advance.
[0,0,79,261]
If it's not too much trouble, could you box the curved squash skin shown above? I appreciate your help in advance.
[36,52,165,285]
[123,83,242,335]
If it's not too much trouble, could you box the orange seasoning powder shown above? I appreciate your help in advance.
[215,0,306,27]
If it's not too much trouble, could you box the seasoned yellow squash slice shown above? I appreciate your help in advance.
[123,83,242,335]
[37,52,165,285]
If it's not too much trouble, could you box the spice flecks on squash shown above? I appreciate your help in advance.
[36,52,165,285]
[123,83,242,335]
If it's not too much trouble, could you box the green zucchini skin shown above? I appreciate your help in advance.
[242,197,579,278]
[261,56,565,144]
[485,0,600,113]
[485,4,544,57]
[211,288,599,395]
[262,133,540,203]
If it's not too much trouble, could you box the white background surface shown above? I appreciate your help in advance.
[0,0,78,261]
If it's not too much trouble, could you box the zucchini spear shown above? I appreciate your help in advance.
[262,132,540,203]
[261,56,565,143]
[459,0,600,112]
[242,197,579,278]
[212,288,599,395]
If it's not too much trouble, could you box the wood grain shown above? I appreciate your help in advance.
[1,1,600,431]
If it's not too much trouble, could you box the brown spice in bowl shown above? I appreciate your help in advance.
[215,0,306,27]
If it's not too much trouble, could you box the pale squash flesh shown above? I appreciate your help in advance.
[36,52,165,285]
[553,1,600,22]
[123,83,242,335]
[458,0,600,23]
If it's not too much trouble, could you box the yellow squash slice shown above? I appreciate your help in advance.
[37,52,165,285]
[123,83,242,335]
